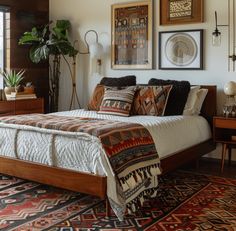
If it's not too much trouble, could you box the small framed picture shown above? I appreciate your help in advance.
[111,0,153,70]
[159,29,203,70]
[160,0,204,25]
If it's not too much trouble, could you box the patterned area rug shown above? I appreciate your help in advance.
[0,171,236,231]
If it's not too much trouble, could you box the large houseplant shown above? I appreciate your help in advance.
[19,20,78,112]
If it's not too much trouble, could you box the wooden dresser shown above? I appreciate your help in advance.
[0,98,44,116]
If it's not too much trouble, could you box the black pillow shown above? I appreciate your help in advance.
[100,75,136,87]
[148,78,190,115]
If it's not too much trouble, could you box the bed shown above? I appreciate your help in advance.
[0,85,216,219]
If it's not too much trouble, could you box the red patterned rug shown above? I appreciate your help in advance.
[0,171,236,230]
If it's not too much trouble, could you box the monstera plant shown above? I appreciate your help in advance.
[19,20,78,112]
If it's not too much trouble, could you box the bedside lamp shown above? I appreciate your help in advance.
[223,81,236,116]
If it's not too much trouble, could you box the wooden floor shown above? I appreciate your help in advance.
[181,157,236,179]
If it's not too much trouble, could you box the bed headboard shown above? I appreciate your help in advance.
[199,85,217,125]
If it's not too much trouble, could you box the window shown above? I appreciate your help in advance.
[0,11,4,89]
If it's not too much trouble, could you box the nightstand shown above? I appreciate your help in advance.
[213,116,236,172]
[0,98,44,116]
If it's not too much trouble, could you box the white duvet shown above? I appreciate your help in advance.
[0,109,211,220]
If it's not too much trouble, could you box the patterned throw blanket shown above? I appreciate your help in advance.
[0,114,161,213]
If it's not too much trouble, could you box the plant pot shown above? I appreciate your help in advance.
[4,86,16,95]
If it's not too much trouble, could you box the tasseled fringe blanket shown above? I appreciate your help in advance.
[0,114,161,214]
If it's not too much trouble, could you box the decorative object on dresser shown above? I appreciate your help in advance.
[213,116,236,172]
[19,20,78,112]
[159,30,203,70]
[212,0,236,71]
[160,0,204,25]
[1,69,25,95]
[223,81,236,117]
[0,98,44,116]
[111,0,153,69]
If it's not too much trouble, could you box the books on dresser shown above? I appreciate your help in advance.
[6,92,37,100]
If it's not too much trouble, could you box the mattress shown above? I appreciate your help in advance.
[0,109,211,220]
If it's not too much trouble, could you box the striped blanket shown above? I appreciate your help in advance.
[0,114,161,214]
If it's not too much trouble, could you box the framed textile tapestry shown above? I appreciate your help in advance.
[111,0,153,69]
[159,29,203,70]
[160,0,204,25]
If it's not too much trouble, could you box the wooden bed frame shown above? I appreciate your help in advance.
[0,86,216,203]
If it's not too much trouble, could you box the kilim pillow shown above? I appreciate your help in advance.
[132,85,173,116]
[88,84,105,111]
[148,79,190,115]
[98,86,136,117]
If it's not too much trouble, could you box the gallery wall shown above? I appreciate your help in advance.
[50,0,234,158]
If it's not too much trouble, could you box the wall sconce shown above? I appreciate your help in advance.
[69,30,103,110]
[213,0,236,71]
[77,30,103,74]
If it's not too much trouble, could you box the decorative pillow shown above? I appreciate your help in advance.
[183,86,201,115]
[98,87,136,117]
[193,89,208,115]
[183,87,208,115]
[148,79,190,115]
[100,75,136,87]
[132,85,172,116]
[88,84,105,111]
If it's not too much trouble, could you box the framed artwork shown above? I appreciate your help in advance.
[111,0,153,69]
[159,29,203,70]
[160,0,204,25]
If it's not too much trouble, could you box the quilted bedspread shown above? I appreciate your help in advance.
[0,114,161,219]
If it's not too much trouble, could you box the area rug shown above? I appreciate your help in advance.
[0,171,236,231]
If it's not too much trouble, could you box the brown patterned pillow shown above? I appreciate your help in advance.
[98,87,136,117]
[132,85,172,116]
[88,84,105,111]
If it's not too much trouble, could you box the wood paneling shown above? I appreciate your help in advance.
[0,0,49,112]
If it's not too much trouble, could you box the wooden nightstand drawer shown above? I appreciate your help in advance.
[214,117,236,129]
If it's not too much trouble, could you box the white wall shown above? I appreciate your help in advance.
[50,0,235,159]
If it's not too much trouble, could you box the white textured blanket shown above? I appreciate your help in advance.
[0,109,211,220]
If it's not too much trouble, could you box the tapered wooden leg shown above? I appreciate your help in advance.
[228,147,232,166]
[221,143,227,173]
[105,198,111,218]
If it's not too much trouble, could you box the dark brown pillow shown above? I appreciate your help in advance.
[88,84,105,111]
[100,75,136,87]
[148,79,190,115]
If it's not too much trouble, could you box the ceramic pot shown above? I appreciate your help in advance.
[4,86,16,95]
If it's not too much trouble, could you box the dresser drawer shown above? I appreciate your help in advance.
[0,98,44,116]
[0,101,14,116]
[15,98,44,114]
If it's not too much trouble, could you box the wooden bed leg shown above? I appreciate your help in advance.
[105,197,111,218]
[195,159,200,170]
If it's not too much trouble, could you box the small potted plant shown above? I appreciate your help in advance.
[1,69,25,95]
[24,82,35,94]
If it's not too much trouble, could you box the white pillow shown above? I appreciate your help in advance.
[193,89,208,115]
[183,87,208,115]
[183,86,200,115]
